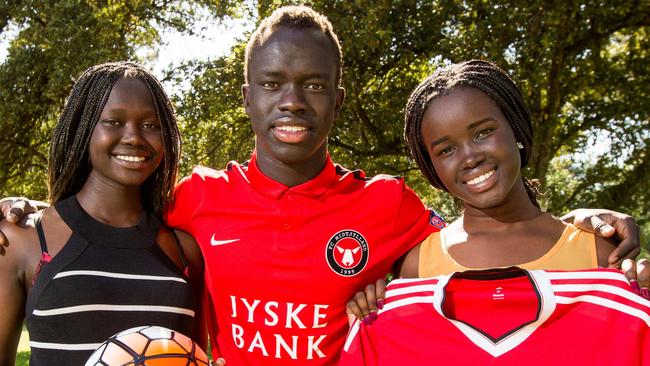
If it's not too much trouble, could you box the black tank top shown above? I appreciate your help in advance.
[26,196,199,365]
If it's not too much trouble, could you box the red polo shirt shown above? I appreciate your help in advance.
[166,152,439,365]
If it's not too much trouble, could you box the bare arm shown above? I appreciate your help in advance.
[562,209,640,267]
[594,235,618,268]
[396,243,421,279]
[0,197,47,247]
[0,221,32,366]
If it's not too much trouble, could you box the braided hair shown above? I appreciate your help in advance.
[244,5,343,86]
[48,61,181,215]
[404,60,541,206]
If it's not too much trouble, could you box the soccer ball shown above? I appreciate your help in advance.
[85,325,209,366]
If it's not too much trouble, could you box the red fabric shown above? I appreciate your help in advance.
[340,269,650,366]
[165,152,437,365]
[32,251,53,285]
[442,276,538,340]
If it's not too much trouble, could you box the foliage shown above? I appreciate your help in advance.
[15,351,28,366]
[1,1,648,251]
[0,0,239,200]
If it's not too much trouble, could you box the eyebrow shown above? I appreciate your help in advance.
[257,70,331,80]
[429,117,496,147]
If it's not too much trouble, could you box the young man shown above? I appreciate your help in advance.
[162,6,640,365]
[0,5,642,366]
[164,7,437,364]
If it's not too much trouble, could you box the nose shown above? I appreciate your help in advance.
[278,84,306,113]
[121,122,145,146]
[460,143,485,169]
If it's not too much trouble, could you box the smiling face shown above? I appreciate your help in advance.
[242,27,344,177]
[421,87,523,209]
[87,77,164,189]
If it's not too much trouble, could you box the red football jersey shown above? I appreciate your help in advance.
[165,153,440,365]
[340,268,650,365]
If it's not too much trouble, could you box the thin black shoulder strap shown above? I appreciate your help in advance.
[169,228,189,274]
[34,210,49,254]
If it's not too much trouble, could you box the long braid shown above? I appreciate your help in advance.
[404,60,540,207]
[48,61,180,215]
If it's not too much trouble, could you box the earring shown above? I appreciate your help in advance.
[516,142,524,149]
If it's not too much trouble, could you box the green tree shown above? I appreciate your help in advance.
[176,1,649,227]
[1,1,648,251]
[0,0,239,199]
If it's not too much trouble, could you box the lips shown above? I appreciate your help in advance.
[114,155,147,163]
[111,150,153,167]
[464,169,495,185]
[461,168,497,193]
[272,118,311,144]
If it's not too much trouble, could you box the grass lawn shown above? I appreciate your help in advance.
[16,325,29,365]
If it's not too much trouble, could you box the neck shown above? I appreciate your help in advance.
[461,180,542,231]
[254,146,328,187]
[76,172,144,227]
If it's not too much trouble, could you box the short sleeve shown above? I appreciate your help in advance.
[164,173,200,234]
[392,182,444,252]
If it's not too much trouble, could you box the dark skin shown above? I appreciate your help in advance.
[347,87,649,322]
[0,78,210,365]
[0,28,346,364]
[0,25,643,351]
[400,87,615,271]
[242,27,345,187]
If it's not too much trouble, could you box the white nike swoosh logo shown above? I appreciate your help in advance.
[210,234,240,246]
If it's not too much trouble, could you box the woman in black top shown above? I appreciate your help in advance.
[0,62,208,365]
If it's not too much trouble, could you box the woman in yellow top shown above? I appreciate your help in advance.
[401,59,616,276]
[347,60,648,323]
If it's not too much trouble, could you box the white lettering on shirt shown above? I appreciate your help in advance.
[264,301,279,326]
[285,303,307,329]
[275,334,298,359]
[242,298,261,323]
[228,296,330,360]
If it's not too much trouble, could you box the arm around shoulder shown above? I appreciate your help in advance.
[595,235,618,268]
[0,220,35,365]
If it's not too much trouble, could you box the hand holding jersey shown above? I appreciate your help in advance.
[340,268,650,365]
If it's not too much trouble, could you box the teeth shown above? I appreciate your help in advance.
[275,125,307,132]
[466,170,495,185]
[115,155,146,162]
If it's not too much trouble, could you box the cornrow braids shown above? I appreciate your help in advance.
[244,5,343,86]
[404,59,540,207]
[48,61,181,215]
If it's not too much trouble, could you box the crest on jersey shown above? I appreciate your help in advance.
[429,210,445,229]
[325,230,369,277]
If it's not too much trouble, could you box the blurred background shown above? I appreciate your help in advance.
[1,0,648,252]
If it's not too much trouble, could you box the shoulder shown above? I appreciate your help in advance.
[593,232,617,267]
[396,242,422,278]
[0,212,39,249]
[334,164,408,194]
[335,164,404,184]
[176,161,248,192]
[0,212,42,277]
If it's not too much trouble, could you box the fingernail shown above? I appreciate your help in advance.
[630,280,640,293]
[370,311,378,321]
[641,288,650,300]
[377,299,384,310]
[601,225,615,235]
